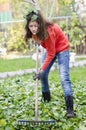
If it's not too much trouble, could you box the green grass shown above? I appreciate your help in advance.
[0,56,86,72]
[70,67,86,81]
[76,57,86,61]
[0,58,36,72]
[49,66,86,81]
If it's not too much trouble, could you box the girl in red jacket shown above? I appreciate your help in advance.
[24,10,75,118]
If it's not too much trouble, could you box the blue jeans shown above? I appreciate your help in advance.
[40,50,73,97]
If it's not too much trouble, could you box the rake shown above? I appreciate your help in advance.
[18,44,56,125]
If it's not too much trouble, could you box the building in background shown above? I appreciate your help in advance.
[0,3,12,53]
[0,3,12,23]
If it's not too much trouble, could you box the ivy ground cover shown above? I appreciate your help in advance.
[0,67,86,130]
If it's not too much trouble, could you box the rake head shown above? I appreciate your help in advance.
[18,120,56,125]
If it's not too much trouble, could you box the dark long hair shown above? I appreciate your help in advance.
[24,10,53,42]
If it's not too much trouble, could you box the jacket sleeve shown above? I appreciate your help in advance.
[41,27,56,71]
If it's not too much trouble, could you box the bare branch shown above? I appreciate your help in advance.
[24,0,40,10]
[24,0,33,4]
[49,0,57,18]
[31,0,40,10]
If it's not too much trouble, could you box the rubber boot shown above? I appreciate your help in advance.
[65,96,76,118]
[42,91,51,102]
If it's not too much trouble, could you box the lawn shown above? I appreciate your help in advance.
[0,56,86,72]
[0,66,86,129]
[0,58,35,72]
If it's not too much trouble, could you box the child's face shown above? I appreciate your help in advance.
[28,21,39,35]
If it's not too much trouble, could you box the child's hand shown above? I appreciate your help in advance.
[33,70,43,80]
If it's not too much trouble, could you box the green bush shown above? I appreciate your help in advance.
[7,22,29,53]
[59,13,85,52]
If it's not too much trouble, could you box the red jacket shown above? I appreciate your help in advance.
[33,24,70,71]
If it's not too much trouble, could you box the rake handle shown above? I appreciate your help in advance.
[35,44,39,121]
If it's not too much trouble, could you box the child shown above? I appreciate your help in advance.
[24,10,75,118]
